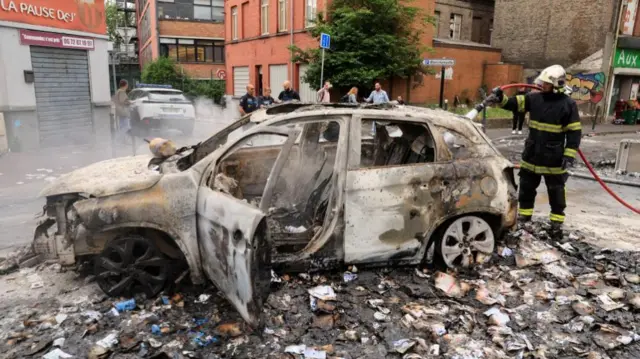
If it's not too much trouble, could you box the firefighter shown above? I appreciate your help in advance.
[487,65,581,237]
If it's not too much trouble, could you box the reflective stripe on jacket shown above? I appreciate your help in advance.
[501,92,581,174]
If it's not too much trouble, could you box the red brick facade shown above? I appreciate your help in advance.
[159,20,225,39]
[224,0,522,103]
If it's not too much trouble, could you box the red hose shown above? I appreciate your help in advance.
[499,83,640,215]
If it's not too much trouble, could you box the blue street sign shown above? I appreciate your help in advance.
[423,58,455,66]
[320,33,330,49]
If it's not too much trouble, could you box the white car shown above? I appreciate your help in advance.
[128,86,196,136]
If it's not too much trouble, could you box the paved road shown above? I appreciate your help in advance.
[1,113,638,255]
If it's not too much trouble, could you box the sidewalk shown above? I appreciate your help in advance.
[486,124,640,140]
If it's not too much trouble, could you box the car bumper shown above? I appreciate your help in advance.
[137,116,195,130]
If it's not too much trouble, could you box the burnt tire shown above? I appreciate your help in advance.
[94,234,170,298]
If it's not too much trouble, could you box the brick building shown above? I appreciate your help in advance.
[136,0,226,80]
[492,0,616,69]
[224,0,521,104]
[434,0,494,45]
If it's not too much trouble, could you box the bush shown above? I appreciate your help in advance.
[141,58,226,103]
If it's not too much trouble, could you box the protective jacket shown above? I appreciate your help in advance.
[500,91,581,174]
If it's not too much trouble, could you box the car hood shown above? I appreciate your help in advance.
[40,155,163,198]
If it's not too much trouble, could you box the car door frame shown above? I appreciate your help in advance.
[343,113,458,266]
[195,125,299,326]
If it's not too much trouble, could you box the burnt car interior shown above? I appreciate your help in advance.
[360,119,436,167]
[205,120,341,254]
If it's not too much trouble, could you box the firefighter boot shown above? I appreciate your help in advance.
[549,221,563,240]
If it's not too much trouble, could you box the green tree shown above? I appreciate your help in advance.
[141,57,225,102]
[106,2,125,47]
[141,57,186,89]
[291,0,433,92]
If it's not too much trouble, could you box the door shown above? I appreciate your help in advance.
[233,66,249,97]
[269,64,287,95]
[196,127,299,326]
[343,117,456,264]
[298,64,316,102]
[31,46,93,147]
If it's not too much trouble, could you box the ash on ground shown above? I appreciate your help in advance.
[1,222,639,359]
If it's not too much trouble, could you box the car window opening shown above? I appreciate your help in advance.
[209,121,341,254]
[360,119,436,168]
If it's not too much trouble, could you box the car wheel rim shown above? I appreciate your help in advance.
[441,216,495,268]
[95,237,168,298]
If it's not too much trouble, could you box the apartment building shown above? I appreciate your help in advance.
[434,0,494,45]
[224,0,520,104]
[137,0,226,79]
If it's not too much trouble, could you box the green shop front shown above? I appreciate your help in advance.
[610,48,640,118]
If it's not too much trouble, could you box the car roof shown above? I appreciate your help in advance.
[136,88,184,93]
[247,102,483,131]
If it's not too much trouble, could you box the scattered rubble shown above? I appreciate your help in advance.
[0,221,639,358]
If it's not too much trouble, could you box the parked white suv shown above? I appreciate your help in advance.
[128,85,196,136]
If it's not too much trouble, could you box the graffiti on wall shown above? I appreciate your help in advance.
[527,71,605,104]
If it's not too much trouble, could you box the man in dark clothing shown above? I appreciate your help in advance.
[511,87,527,134]
[489,64,581,237]
[278,80,301,102]
[239,84,258,115]
[259,88,276,108]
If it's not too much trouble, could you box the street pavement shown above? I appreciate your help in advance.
[0,116,638,255]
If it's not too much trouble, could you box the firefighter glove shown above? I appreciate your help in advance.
[561,156,575,170]
[491,87,504,102]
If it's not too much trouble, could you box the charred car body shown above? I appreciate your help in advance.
[33,103,518,325]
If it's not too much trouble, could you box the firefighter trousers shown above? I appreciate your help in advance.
[518,169,568,223]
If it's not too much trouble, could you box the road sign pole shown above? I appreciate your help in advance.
[439,66,445,108]
[320,48,325,90]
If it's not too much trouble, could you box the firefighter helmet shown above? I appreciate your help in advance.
[535,65,567,89]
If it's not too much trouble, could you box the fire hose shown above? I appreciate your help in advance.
[465,83,640,215]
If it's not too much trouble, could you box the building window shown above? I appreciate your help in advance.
[278,0,287,32]
[232,6,238,40]
[434,11,440,37]
[194,0,224,22]
[305,0,316,27]
[261,0,269,35]
[449,13,462,40]
[160,38,225,63]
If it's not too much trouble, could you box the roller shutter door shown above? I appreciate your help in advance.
[31,46,93,147]
[298,64,316,102]
[233,66,249,97]
[269,64,287,96]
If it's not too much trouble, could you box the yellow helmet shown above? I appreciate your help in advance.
[535,65,566,89]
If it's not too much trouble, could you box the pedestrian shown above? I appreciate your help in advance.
[397,96,405,105]
[488,65,581,238]
[239,84,258,115]
[317,81,332,103]
[278,81,301,102]
[339,87,358,103]
[511,87,527,134]
[113,79,131,143]
[364,82,389,104]
[259,88,276,108]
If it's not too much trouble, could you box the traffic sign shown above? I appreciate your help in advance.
[423,58,456,66]
[320,33,331,49]
[216,69,227,80]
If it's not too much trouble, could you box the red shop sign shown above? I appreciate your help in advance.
[19,29,94,50]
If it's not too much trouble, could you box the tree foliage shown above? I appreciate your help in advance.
[291,0,433,92]
[106,3,125,46]
[141,57,225,102]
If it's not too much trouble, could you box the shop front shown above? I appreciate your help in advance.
[609,48,640,120]
[0,0,110,151]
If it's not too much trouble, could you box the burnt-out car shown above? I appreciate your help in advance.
[32,103,518,325]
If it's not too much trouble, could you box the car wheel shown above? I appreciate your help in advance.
[436,216,495,268]
[94,234,169,298]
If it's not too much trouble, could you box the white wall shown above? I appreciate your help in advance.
[0,26,36,109]
[89,38,111,104]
